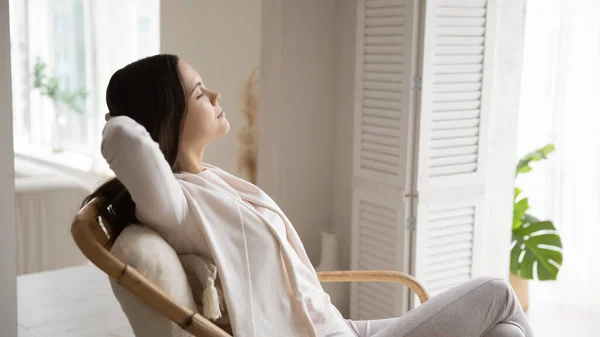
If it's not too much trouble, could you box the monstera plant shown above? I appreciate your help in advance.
[510,144,563,310]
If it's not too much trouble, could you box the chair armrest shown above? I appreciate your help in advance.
[317,270,429,304]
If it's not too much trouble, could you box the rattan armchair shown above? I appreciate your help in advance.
[71,197,430,337]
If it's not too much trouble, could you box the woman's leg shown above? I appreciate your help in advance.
[349,277,533,337]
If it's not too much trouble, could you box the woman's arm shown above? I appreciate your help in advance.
[101,116,187,228]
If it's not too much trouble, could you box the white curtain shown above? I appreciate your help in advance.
[517,0,600,315]
[89,0,160,172]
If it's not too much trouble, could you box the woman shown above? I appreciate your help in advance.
[84,54,533,337]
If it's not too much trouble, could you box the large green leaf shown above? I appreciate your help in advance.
[516,144,555,176]
[510,218,563,280]
[512,196,530,230]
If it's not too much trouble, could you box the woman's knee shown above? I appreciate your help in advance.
[472,277,521,310]
[483,323,526,337]
[469,277,511,291]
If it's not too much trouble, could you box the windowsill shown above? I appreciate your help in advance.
[14,144,113,187]
[14,144,93,172]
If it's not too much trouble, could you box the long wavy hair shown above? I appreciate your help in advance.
[81,54,187,230]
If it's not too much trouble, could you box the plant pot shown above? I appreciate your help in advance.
[509,273,529,312]
[316,230,346,312]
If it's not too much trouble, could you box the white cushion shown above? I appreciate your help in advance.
[109,225,196,337]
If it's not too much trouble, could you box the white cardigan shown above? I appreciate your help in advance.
[101,116,350,337]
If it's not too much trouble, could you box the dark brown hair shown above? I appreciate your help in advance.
[81,54,187,229]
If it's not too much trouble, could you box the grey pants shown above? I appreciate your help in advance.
[347,277,533,337]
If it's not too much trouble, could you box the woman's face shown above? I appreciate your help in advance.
[178,60,230,150]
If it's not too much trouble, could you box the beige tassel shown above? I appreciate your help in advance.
[202,276,222,320]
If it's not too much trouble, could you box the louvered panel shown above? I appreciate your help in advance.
[438,17,485,27]
[358,292,394,315]
[360,226,397,246]
[366,35,405,46]
[366,0,407,9]
[363,90,403,101]
[435,55,484,65]
[432,118,480,129]
[428,275,471,295]
[361,151,401,167]
[361,142,401,157]
[363,115,403,128]
[352,183,407,318]
[353,0,416,319]
[363,80,403,92]
[431,128,479,140]
[359,280,396,297]
[427,241,474,256]
[430,145,478,158]
[365,63,404,73]
[363,133,400,147]
[357,200,397,270]
[358,283,397,309]
[363,126,403,139]
[427,248,473,265]
[364,98,403,110]
[435,46,484,55]
[433,83,482,93]
[357,0,415,186]
[364,72,404,83]
[433,73,482,83]
[416,202,482,297]
[431,110,480,120]
[438,7,485,17]
[434,64,483,74]
[430,136,478,149]
[366,16,406,27]
[436,37,485,46]
[422,0,487,180]
[438,0,486,7]
[360,237,396,263]
[365,45,404,55]
[358,301,389,320]
[366,7,405,18]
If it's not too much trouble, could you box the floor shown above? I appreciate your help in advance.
[527,281,599,337]
[18,264,598,337]
[18,264,134,337]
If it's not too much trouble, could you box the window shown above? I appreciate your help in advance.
[9,0,159,172]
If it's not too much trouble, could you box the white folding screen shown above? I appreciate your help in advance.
[413,0,495,298]
[351,0,419,320]
[351,0,497,319]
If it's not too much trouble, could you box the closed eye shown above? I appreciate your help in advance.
[196,93,204,100]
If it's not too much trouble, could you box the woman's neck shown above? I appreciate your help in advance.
[175,147,206,174]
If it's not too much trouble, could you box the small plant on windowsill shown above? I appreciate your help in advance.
[31,57,88,153]
[510,144,563,312]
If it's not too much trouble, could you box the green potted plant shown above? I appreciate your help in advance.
[31,57,88,153]
[510,144,563,311]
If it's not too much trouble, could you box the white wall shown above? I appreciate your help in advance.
[160,0,262,175]
[258,0,338,263]
[0,0,17,334]
[331,0,358,273]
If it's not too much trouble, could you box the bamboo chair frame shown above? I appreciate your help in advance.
[71,197,430,337]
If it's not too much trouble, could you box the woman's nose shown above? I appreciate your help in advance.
[211,91,221,106]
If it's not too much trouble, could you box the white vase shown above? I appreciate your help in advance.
[51,102,66,153]
[316,230,346,313]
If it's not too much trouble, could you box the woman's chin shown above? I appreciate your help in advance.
[219,118,231,135]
